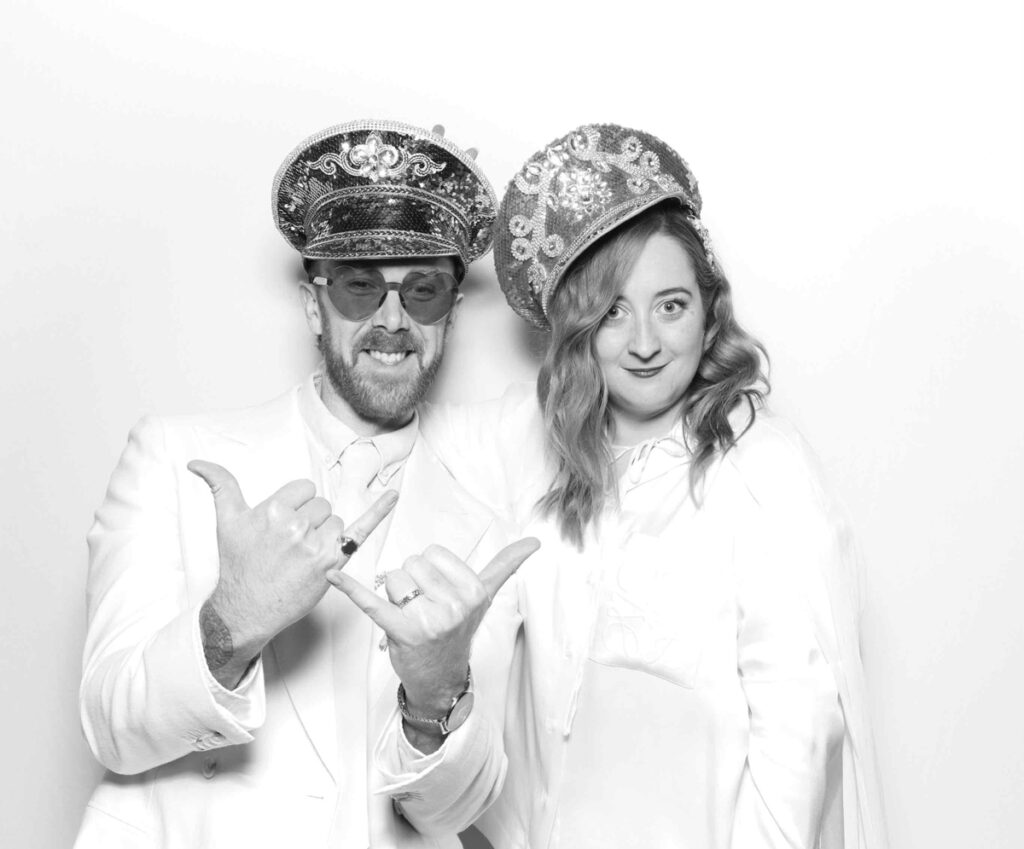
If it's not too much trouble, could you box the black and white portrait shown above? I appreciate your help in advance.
[1,2,1021,848]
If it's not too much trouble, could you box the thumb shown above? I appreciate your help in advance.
[187,460,248,517]
[479,537,540,600]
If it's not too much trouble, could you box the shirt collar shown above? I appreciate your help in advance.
[612,422,690,488]
[298,369,418,485]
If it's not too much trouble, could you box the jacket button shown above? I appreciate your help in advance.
[202,757,217,779]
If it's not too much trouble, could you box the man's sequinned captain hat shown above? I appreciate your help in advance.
[273,120,497,275]
[494,124,715,329]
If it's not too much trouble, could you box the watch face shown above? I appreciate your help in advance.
[444,692,475,733]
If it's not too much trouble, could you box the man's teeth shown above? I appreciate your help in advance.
[367,350,408,365]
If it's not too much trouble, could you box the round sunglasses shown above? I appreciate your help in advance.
[311,266,460,325]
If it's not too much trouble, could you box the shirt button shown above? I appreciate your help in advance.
[208,732,225,744]
[202,757,217,779]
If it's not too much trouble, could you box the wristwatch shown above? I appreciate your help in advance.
[396,668,474,736]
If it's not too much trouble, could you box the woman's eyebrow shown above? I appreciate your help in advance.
[654,286,694,298]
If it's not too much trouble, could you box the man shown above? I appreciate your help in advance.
[76,120,533,848]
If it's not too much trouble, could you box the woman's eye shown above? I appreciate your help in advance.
[604,305,624,322]
[658,298,688,315]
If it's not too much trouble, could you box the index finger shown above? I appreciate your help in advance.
[326,570,404,634]
[478,538,541,599]
[263,478,317,511]
[334,490,399,553]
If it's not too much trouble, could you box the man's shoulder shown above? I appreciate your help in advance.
[129,384,304,458]
[150,384,302,440]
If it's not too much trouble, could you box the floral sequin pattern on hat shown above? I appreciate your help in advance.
[494,124,715,329]
[272,120,496,268]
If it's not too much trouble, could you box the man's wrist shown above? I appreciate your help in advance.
[397,667,473,737]
[399,662,471,716]
[200,598,263,689]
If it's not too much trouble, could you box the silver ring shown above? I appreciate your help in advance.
[395,588,424,609]
[338,535,359,556]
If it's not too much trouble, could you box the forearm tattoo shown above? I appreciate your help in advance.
[200,600,234,671]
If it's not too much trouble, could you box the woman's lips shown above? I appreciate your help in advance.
[624,364,666,378]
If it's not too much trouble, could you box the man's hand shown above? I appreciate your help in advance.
[188,460,398,688]
[326,538,540,749]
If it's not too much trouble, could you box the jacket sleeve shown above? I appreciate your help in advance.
[80,416,265,775]
[420,383,544,525]
[728,423,847,848]
[371,530,523,837]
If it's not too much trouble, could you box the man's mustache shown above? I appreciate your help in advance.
[355,328,423,355]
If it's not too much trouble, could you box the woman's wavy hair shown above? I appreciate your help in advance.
[536,202,769,546]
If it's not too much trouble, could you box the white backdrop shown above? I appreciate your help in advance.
[1,1,1021,847]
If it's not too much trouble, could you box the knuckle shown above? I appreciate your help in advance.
[287,517,310,539]
[422,622,445,641]
[266,500,291,525]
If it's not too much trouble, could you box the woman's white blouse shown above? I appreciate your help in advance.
[413,385,888,849]
[553,434,843,848]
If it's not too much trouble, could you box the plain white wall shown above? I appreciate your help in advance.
[1,1,1021,846]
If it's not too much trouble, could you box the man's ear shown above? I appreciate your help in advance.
[446,291,464,330]
[299,282,324,337]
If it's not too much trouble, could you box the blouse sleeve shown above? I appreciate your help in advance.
[727,419,847,848]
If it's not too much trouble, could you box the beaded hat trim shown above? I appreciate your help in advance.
[273,120,497,269]
[494,124,715,329]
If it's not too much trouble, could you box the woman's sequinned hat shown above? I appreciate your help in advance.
[494,124,714,328]
[273,120,497,272]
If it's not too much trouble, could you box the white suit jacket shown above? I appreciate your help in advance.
[75,384,509,848]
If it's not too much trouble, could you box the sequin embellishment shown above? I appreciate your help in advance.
[306,132,447,184]
[506,127,686,295]
[495,124,718,328]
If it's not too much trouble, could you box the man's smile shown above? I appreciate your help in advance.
[365,349,414,366]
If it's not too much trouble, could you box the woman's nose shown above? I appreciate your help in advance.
[628,316,661,360]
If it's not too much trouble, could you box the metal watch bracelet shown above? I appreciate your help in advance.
[397,667,474,736]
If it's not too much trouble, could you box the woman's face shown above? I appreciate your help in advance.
[593,232,706,442]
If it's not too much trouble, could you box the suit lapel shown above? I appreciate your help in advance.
[201,392,340,784]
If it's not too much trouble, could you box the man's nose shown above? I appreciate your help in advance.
[628,315,661,360]
[372,290,411,332]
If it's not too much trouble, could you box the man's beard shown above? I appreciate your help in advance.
[318,324,445,426]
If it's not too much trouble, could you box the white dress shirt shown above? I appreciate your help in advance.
[300,372,418,848]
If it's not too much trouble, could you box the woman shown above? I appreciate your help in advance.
[423,125,886,848]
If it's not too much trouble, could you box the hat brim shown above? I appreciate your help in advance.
[301,232,464,270]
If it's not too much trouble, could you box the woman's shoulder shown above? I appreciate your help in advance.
[716,408,832,511]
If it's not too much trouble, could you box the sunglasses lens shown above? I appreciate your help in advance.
[316,268,458,324]
[400,272,458,324]
[329,276,386,321]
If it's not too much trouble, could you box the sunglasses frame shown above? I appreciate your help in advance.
[310,266,460,326]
